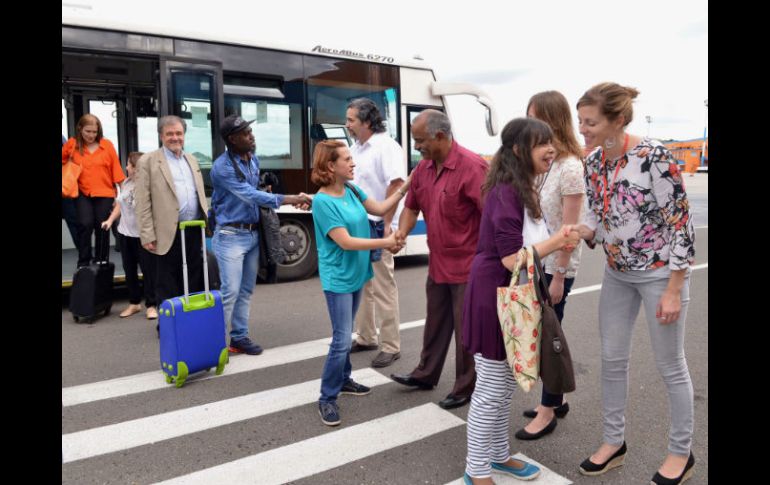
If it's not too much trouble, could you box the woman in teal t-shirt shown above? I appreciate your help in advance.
[310,140,410,427]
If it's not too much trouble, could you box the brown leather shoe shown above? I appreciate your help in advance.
[120,304,142,318]
[350,341,378,353]
[371,351,400,368]
[146,306,158,320]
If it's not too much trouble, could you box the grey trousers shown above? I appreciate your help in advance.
[598,265,694,455]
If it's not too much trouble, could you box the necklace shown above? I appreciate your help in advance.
[598,133,629,222]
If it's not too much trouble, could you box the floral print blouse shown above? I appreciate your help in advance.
[584,138,695,272]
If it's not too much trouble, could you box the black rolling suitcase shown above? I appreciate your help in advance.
[69,228,115,323]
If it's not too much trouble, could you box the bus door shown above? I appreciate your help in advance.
[62,52,161,167]
[62,87,126,163]
[159,59,223,194]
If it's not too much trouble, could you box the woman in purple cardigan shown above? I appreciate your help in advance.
[460,118,579,485]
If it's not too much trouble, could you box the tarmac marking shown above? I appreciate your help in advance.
[63,263,709,407]
[443,452,572,484]
[153,403,465,485]
[61,368,391,463]
[62,321,424,407]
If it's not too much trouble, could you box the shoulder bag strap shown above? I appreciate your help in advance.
[531,246,553,307]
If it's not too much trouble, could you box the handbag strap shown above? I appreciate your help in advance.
[344,182,364,203]
[531,246,553,307]
[506,247,530,289]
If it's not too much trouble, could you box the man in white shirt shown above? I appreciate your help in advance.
[345,98,405,368]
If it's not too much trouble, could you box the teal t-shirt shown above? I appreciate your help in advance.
[312,185,374,293]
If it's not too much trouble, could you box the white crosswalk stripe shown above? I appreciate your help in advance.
[61,319,425,407]
[62,368,391,463]
[154,403,465,485]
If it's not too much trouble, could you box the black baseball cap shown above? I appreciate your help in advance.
[220,115,255,140]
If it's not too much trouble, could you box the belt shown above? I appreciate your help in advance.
[225,222,259,231]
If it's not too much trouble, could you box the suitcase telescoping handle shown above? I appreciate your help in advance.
[179,220,211,306]
[95,227,111,264]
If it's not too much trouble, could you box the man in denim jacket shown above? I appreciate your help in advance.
[210,115,310,355]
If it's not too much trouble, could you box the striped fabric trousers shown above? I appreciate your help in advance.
[465,353,518,478]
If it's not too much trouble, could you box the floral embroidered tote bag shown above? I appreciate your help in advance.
[496,246,541,392]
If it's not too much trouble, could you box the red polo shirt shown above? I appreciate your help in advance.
[405,140,488,284]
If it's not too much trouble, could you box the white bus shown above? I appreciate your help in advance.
[62,7,499,286]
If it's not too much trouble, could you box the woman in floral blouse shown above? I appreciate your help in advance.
[574,83,696,485]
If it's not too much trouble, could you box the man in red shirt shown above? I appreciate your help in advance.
[391,109,488,409]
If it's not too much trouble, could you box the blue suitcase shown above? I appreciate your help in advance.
[159,221,229,388]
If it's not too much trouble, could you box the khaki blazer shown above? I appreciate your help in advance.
[135,147,209,256]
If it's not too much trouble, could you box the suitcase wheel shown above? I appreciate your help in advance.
[164,374,172,384]
[173,362,189,388]
[104,305,111,316]
[215,348,229,375]
[73,316,79,323]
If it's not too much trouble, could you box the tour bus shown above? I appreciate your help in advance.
[62,8,499,287]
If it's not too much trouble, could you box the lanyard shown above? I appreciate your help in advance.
[599,134,629,221]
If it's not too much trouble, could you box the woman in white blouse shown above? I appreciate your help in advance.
[514,91,586,441]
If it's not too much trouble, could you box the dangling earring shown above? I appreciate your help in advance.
[604,136,616,149]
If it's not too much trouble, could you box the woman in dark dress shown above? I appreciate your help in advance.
[461,118,579,485]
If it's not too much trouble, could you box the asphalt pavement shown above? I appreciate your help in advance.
[61,174,708,484]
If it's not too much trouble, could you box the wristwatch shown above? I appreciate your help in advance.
[556,266,567,275]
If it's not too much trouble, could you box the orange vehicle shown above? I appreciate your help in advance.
[665,138,708,174]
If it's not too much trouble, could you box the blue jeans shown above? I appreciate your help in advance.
[319,289,363,403]
[212,226,260,341]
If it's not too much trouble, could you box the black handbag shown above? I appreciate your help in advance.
[532,247,576,395]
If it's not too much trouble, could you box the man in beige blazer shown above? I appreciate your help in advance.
[135,115,209,327]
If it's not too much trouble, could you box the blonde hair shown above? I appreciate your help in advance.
[577,82,639,127]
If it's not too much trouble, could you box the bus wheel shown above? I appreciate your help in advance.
[276,217,317,281]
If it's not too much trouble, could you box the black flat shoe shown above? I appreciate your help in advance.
[514,416,557,440]
[438,394,470,409]
[650,452,695,485]
[522,402,569,419]
[390,373,434,390]
[579,441,627,476]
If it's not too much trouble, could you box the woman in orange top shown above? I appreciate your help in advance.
[62,114,125,268]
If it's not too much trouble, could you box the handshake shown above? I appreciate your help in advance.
[385,229,408,254]
[289,193,313,210]
[557,224,595,252]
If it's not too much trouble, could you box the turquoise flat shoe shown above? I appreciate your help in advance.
[491,458,541,480]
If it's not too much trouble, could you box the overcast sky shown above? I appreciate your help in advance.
[65,0,708,155]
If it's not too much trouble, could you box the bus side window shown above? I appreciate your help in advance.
[310,124,327,141]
